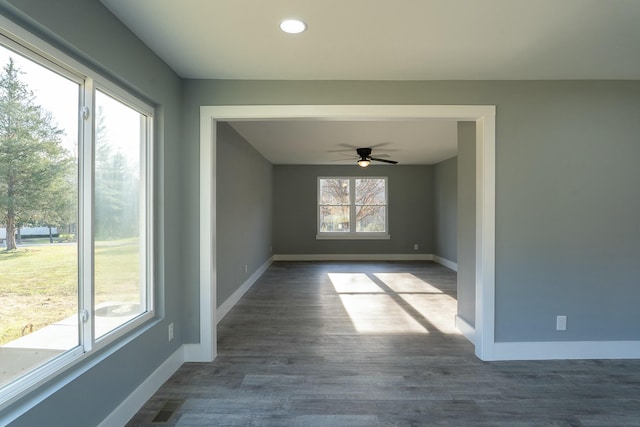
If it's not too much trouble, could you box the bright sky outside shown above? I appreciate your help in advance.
[0,44,141,164]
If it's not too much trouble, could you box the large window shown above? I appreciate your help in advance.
[318,177,389,239]
[0,31,153,406]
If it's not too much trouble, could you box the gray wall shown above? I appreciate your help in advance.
[3,2,640,424]
[184,80,640,344]
[457,122,477,327]
[1,1,184,426]
[433,156,457,263]
[217,123,273,306]
[273,165,433,255]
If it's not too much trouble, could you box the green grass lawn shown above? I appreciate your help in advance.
[0,238,140,345]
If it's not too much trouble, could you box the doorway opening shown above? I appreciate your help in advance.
[194,105,495,361]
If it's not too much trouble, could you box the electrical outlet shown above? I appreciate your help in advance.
[556,316,567,331]
[168,322,174,341]
[413,243,419,250]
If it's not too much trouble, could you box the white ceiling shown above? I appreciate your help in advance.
[101,0,640,81]
[229,120,458,165]
[100,0,640,165]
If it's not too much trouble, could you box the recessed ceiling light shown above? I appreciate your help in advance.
[280,19,307,34]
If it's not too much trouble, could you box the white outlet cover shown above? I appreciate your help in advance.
[556,316,567,331]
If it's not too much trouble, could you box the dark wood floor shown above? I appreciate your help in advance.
[127,261,640,426]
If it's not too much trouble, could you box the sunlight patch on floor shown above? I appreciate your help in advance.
[338,294,428,334]
[328,271,459,335]
[328,273,384,293]
[400,294,460,334]
[373,272,442,293]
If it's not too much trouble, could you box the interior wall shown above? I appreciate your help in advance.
[0,1,184,426]
[457,122,477,327]
[217,122,273,306]
[433,156,457,264]
[273,165,434,255]
[184,79,640,344]
[6,1,639,424]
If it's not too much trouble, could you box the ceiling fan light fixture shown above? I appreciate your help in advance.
[280,19,307,34]
[357,159,370,167]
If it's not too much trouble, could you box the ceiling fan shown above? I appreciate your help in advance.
[356,147,398,167]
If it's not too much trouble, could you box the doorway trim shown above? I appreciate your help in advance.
[191,105,496,361]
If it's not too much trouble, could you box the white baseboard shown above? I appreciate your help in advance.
[273,253,434,261]
[492,340,640,361]
[455,315,476,345]
[98,346,185,427]
[433,255,458,271]
[182,342,213,363]
[273,253,458,267]
[217,257,273,324]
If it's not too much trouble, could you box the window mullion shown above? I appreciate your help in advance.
[78,79,95,352]
[384,177,389,233]
[141,114,153,313]
[350,177,356,233]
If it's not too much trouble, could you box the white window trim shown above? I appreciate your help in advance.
[317,176,390,240]
[0,17,155,411]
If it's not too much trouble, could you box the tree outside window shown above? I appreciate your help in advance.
[318,177,388,237]
[0,58,76,251]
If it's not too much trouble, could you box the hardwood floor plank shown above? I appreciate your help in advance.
[126,261,640,427]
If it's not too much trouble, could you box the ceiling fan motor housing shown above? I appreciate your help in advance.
[356,147,372,160]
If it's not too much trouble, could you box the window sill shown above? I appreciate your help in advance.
[316,234,390,240]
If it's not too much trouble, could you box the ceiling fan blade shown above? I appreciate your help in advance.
[338,142,391,149]
[368,142,394,149]
[370,157,398,164]
[327,148,357,153]
[331,152,359,158]
[335,143,359,150]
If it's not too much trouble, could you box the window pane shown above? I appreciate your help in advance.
[320,205,350,232]
[94,90,145,339]
[320,178,349,205]
[356,206,386,232]
[356,178,386,232]
[0,47,79,388]
[355,178,385,205]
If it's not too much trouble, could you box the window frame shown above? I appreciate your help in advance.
[317,176,390,240]
[0,19,155,410]
[90,82,155,351]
